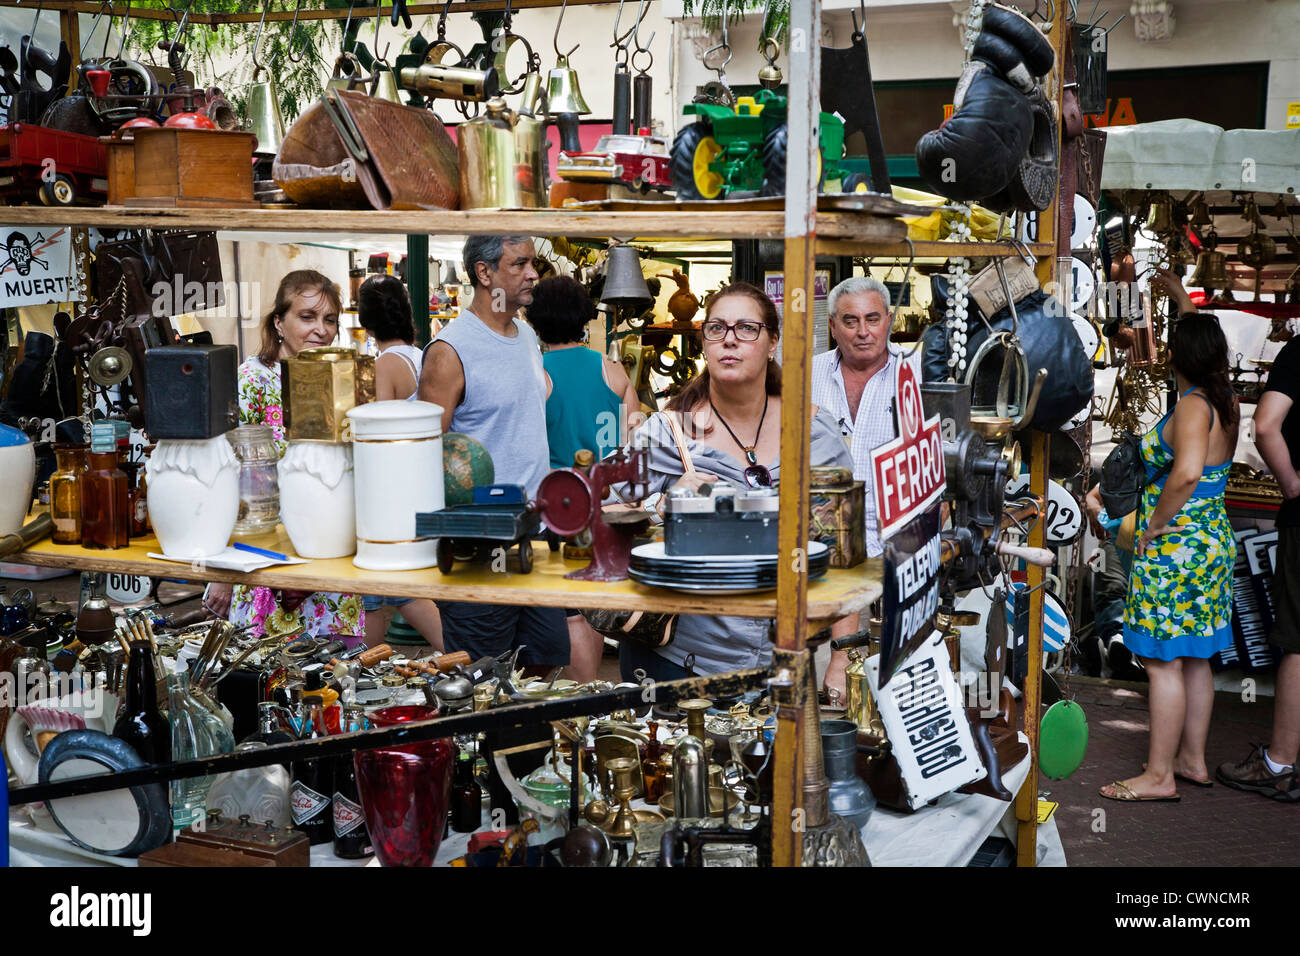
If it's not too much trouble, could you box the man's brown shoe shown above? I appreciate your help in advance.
[1216,744,1300,802]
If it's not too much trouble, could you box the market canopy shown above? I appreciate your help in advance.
[1099,119,1300,195]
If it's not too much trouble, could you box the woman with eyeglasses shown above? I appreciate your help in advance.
[616,281,853,682]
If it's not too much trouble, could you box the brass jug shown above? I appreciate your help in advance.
[456,96,547,209]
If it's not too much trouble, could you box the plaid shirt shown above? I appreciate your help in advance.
[810,346,900,557]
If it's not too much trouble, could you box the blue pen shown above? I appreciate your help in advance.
[233,542,290,562]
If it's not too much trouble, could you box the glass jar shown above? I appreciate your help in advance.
[227,425,280,536]
[49,443,87,544]
[168,668,236,832]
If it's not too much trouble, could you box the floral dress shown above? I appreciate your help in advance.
[229,356,365,642]
[1122,393,1234,662]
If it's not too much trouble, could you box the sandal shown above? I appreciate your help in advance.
[1099,780,1180,803]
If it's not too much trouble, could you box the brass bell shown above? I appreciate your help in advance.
[1190,248,1230,292]
[245,65,285,158]
[369,65,403,104]
[1168,238,1196,270]
[1189,197,1213,228]
[758,62,783,90]
[600,242,653,315]
[1146,198,1174,236]
[326,53,363,93]
[1239,231,1276,270]
[1271,197,1290,219]
[545,55,591,116]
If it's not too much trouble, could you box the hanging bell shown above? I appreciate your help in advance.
[327,53,363,92]
[370,65,403,104]
[758,61,782,90]
[1146,198,1174,236]
[600,243,653,316]
[1189,197,1213,228]
[1190,248,1230,292]
[246,66,285,158]
[1271,197,1290,219]
[1238,231,1276,271]
[545,55,591,115]
[1168,239,1196,270]
[441,260,461,287]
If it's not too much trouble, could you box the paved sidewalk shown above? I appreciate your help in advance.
[1048,677,1300,866]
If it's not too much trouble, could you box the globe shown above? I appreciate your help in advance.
[442,432,495,506]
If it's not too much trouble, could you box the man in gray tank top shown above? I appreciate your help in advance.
[418,235,569,666]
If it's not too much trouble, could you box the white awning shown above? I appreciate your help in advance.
[1100,119,1300,196]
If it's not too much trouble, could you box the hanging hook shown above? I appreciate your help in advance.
[437,0,454,40]
[631,0,654,73]
[79,0,114,60]
[852,0,866,38]
[702,0,733,78]
[114,0,133,59]
[250,1,270,72]
[341,0,359,56]
[553,0,579,61]
[373,0,390,66]
[287,0,307,64]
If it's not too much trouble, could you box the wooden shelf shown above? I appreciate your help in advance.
[10,523,883,626]
[1,205,907,243]
[816,239,1054,259]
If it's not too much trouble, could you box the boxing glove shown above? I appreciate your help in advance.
[915,59,1032,202]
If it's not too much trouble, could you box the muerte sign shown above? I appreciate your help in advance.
[871,356,947,688]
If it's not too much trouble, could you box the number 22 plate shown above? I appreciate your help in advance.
[1004,474,1083,545]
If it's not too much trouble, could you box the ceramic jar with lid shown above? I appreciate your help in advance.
[346,401,444,570]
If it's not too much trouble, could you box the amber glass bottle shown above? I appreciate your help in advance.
[81,422,130,550]
[49,443,88,544]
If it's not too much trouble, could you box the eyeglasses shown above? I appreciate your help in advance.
[702,319,766,342]
[743,464,772,489]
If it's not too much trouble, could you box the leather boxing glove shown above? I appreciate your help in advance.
[915,60,1032,202]
[980,3,1055,78]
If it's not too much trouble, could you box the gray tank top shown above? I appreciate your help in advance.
[431,310,552,496]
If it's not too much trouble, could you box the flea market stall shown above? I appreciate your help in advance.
[0,0,1095,870]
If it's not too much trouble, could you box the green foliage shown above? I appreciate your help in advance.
[118,0,362,124]
[677,0,789,50]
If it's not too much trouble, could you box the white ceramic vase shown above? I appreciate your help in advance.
[0,422,35,536]
[278,441,355,559]
[146,435,240,559]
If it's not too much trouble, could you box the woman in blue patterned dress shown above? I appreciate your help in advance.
[1096,311,1239,802]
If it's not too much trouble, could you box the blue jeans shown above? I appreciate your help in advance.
[362,595,413,613]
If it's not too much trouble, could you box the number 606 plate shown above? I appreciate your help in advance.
[105,572,150,605]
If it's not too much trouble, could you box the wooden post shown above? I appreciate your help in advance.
[1015,0,1070,871]
[772,0,820,869]
[60,7,81,78]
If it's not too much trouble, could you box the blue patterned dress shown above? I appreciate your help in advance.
[1122,393,1235,661]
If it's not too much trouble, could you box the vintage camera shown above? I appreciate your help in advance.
[663,484,779,556]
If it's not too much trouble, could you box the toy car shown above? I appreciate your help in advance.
[0,123,108,206]
[556,132,672,192]
[415,484,542,574]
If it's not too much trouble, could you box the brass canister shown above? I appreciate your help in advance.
[457,97,547,209]
[280,346,375,442]
[809,466,866,568]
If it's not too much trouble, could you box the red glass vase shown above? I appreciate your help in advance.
[353,706,454,867]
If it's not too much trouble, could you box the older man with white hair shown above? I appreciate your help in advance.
[812,275,901,698]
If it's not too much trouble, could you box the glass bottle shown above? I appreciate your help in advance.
[121,461,149,538]
[241,701,296,773]
[112,642,170,764]
[81,422,130,550]
[290,695,334,845]
[332,704,373,859]
[227,425,281,536]
[450,743,482,833]
[168,667,236,832]
[49,443,87,545]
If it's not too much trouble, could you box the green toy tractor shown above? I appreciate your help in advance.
[670,88,846,200]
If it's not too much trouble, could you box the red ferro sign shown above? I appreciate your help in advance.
[871,358,946,541]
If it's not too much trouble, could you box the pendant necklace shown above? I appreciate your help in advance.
[709,394,768,466]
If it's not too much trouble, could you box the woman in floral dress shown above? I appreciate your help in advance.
[203,271,365,643]
[1091,306,1239,802]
